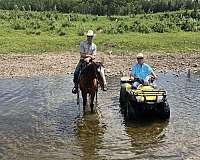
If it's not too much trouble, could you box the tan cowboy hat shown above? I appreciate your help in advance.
[137,53,144,58]
[86,30,95,36]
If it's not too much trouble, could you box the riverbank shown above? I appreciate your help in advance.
[0,52,199,78]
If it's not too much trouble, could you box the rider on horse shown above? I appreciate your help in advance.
[72,30,107,94]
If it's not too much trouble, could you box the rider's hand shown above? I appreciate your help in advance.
[154,75,158,80]
[144,81,149,85]
[129,76,134,80]
[86,55,95,61]
[85,57,90,63]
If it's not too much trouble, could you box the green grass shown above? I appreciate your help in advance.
[96,32,200,53]
[0,10,200,54]
[0,26,200,54]
[0,25,80,54]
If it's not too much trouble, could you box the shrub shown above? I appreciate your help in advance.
[104,24,118,34]
[11,19,27,30]
[138,23,152,33]
[130,20,152,33]
[108,16,119,21]
[181,18,198,32]
[82,17,87,22]
[69,14,79,21]
[77,24,85,36]
[116,21,129,33]
[130,20,140,32]
[26,29,41,35]
[191,10,200,20]
[92,16,98,21]
[57,28,66,36]
[152,21,169,33]
[166,21,181,32]
[61,19,71,27]
[47,20,59,31]
[28,20,41,29]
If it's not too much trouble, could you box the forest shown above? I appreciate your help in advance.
[0,0,199,16]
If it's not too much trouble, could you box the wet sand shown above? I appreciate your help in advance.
[0,52,199,78]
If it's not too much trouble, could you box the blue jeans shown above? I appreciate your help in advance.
[73,59,84,84]
[132,75,152,88]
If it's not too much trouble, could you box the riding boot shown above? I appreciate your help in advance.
[72,83,78,94]
[72,68,80,94]
[72,74,79,94]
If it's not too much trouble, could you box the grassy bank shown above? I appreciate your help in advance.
[0,10,200,54]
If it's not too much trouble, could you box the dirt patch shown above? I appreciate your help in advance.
[0,52,199,78]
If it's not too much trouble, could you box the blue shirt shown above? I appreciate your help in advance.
[131,63,153,81]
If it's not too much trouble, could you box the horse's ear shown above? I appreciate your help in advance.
[98,61,104,68]
[100,62,105,68]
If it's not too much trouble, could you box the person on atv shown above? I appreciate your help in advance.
[72,30,107,94]
[129,53,157,89]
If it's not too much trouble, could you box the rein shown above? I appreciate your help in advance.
[80,61,100,77]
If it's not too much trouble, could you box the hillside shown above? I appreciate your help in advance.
[0,9,199,54]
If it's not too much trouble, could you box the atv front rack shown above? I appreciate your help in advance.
[134,90,167,96]
[129,90,167,103]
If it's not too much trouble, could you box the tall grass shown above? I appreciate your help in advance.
[0,9,200,54]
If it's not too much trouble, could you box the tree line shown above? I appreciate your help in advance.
[0,0,199,16]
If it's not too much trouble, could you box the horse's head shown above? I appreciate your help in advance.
[95,62,107,90]
[80,60,89,72]
[80,60,96,76]
[80,61,107,90]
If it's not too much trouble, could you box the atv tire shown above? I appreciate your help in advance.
[158,101,170,120]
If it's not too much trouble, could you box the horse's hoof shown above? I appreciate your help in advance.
[103,87,108,91]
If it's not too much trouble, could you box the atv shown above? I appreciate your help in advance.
[119,76,170,120]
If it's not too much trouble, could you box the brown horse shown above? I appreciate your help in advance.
[79,61,106,112]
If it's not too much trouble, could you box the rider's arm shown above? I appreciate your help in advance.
[129,72,135,80]
[80,52,95,59]
[150,71,158,79]
[129,75,134,80]
[129,65,137,80]
[146,64,157,80]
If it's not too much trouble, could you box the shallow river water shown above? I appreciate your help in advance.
[0,71,200,160]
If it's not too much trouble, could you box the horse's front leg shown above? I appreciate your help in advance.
[90,92,96,113]
[82,92,87,112]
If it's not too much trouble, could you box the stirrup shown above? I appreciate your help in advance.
[72,87,78,94]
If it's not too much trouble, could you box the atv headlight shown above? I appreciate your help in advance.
[136,96,144,102]
[157,96,163,103]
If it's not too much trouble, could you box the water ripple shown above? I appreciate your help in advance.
[0,73,200,159]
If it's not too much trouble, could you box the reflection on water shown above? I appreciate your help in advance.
[76,112,105,160]
[0,72,200,159]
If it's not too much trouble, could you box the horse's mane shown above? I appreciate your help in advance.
[81,61,103,76]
